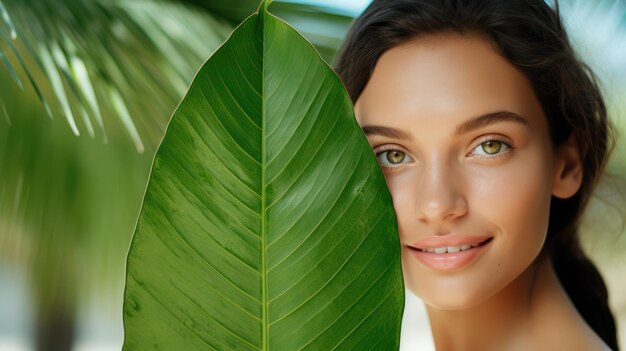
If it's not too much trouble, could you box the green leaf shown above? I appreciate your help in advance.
[0,0,16,39]
[0,0,234,150]
[181,0,356,64]
[123,2,404,350]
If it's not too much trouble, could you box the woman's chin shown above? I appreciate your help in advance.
[422,299,485,311]
[411,286,496,311]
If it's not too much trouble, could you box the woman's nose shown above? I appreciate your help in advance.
[414,160,468,224]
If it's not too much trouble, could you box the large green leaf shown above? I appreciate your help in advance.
[181,0,356,64]
[122,0,405,349]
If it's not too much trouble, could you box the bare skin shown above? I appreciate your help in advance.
[425,253,608,351]
[353,33,610,350]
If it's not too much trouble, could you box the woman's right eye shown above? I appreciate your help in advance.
[375,148,411,169]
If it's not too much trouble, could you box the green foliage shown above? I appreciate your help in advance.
[123,3,404,349]
[0,0,354,146]
[181,0,355,64]
[0,0,235,302]
[1,0,623,349]
[0,0,234,151]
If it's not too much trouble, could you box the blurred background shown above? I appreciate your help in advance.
[0,0,624,350]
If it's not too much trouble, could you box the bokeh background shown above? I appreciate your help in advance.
[0,0,624,350]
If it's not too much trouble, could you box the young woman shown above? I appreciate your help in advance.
[334,0,619,350]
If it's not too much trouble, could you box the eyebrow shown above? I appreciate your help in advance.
[360,110,530,140]
[360,125,413,140]
[453,111,530,137]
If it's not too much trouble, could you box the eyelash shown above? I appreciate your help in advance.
[373,135,515,170]
[373,145,412,170]
[467,135,515,159]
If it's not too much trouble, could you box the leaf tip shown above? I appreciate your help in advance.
[257,0,273,14]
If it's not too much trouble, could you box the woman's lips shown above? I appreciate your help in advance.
[411,233,492,249]
[408,235,493,271]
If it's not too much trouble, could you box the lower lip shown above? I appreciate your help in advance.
[408,240,492,271]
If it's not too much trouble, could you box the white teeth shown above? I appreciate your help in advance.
[446,246,460,253]
[425,244,476,253]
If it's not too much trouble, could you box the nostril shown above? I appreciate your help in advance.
[416,207,468,224]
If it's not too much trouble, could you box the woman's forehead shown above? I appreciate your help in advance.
[354,33,546,132]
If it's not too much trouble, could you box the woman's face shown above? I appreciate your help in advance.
[354,33,561,309]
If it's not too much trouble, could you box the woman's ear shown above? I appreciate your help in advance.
[552,133,584,199]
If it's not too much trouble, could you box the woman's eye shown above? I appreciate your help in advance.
[375,149,410,168]
[470,140,511,157]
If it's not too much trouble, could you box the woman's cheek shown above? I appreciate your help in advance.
[468,155,552,281]
[399,152,553,306]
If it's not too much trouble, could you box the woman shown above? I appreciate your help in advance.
[334,0,619,350]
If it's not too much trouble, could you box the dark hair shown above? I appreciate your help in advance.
[334,0,618,349]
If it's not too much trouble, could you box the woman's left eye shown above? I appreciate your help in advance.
[469,139,512,157]
[374,147,412,169]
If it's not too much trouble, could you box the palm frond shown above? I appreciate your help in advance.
[0,0,233,152]
[0,0,357,149]
[0,0,236,315]
[181,0,262,24]
[0,0,16,39]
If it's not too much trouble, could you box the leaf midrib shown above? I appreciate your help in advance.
[260,4,269,351]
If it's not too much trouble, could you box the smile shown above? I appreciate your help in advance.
[408,237,493,271]
[418,237,492,253]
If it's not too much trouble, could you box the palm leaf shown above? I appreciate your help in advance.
[123,1,404,349]
[0,0,233,151]
[0,2,238,349]
[181,0,263,24]
[0,0,236,294]
[0,0,355,148]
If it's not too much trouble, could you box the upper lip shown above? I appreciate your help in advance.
[409,233,492,249]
